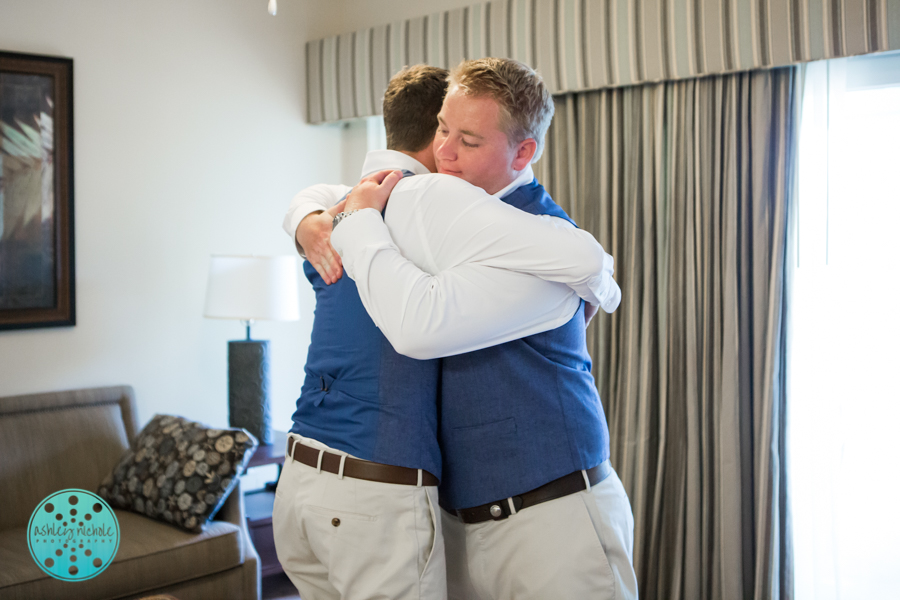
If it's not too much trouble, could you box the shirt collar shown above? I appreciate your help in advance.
[360,150,432,178]
[493,164,535,199]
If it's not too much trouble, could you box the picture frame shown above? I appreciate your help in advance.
[0,51,74,330]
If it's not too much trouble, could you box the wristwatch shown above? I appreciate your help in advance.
[332,210,359,230]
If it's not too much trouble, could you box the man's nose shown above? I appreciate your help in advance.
[435,136,455,161]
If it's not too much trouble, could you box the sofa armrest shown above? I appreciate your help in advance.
[215,478,261,599]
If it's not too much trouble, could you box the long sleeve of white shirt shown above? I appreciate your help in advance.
[330,172,622,359]
[282,183,351,256]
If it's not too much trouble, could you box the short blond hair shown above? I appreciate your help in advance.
[448,58,554,162]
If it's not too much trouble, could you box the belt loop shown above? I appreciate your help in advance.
[416,469,423,487]
[287,437,295,463]
[316,449,325,473]
[338,454,347,479]
[582,469,591,491]
[507,497,517,516]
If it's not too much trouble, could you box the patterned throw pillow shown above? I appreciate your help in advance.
[98,414,258,532]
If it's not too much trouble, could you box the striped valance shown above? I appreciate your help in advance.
[306,0,900,124]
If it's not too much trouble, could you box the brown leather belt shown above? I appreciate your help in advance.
[443,461,612,524]
[287,437,438,487]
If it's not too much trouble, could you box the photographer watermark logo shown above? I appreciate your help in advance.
[27,489,120,581]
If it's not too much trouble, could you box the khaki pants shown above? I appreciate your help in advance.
[443,468,638,600]
[273,434,446,600]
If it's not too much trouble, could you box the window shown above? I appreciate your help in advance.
[339,116,387,186]
[790,52,900,599]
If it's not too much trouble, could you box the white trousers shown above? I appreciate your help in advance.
[443,468,638,600]
[272,434,447,600]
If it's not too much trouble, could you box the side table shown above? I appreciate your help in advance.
[244,430,288,577]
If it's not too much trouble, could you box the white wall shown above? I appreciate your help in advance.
[0,0,346,430]
[0,0,480,432]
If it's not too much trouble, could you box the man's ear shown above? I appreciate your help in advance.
[512,138,537,171]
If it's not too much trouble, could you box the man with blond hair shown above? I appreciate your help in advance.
[278,63,621,600]
[331,58,638,599]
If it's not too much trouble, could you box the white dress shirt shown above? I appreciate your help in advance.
[285,150,621,360]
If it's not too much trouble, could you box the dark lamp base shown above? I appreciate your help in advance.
[228,340,273,445]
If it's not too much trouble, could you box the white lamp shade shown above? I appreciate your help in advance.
[204,255,301,321]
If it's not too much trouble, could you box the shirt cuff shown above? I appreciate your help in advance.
[331,208,394,277]
[600,279,622,313]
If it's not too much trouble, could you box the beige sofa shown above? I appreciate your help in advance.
[0,385,261,600]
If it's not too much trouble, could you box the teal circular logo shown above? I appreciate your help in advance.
[27,489,119,581]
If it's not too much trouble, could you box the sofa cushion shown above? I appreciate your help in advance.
[0,509,243,600]
[98,415,257,533]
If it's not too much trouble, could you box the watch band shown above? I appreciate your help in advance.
[332,210,359,230]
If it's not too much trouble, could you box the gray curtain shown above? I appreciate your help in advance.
[536,67,797,600]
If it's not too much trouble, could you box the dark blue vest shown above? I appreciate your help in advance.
[290,184,441,478]
[439,179,611,509]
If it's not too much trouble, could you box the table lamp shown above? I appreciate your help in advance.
[203,255,300,445]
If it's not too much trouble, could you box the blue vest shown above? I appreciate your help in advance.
[290,183,441,478]
[439,179,611,509]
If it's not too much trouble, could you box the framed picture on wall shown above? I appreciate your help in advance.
[0,51,74,330]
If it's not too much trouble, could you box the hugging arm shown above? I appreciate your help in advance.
[282,183,351,284]
[331,175,621,359]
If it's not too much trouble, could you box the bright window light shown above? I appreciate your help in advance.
[790,52,900,600]
[367,115,387,151]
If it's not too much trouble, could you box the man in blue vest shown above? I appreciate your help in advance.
[275,64,621,600]
[331,59,639,599]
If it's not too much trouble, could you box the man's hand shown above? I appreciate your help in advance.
[343,169,404,213]
[296,209,343,285]
[326,198,347,218]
